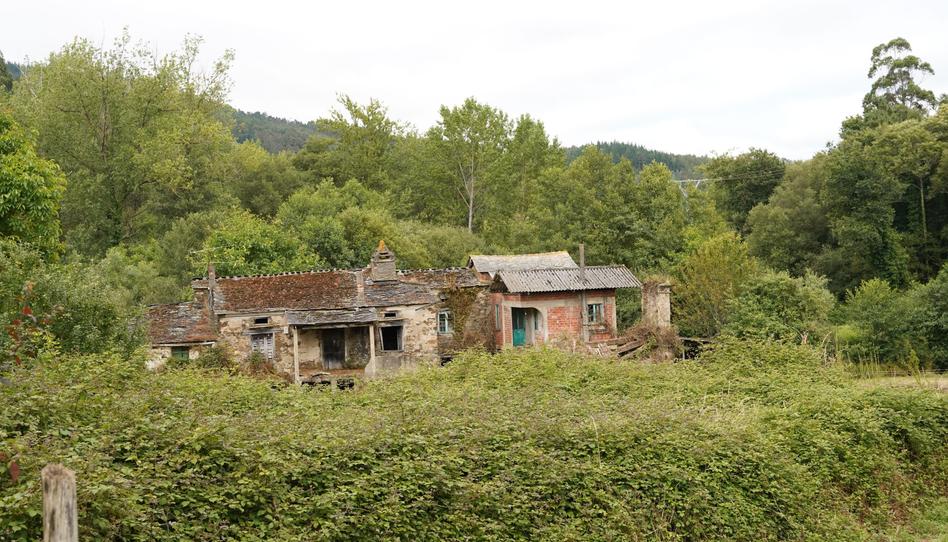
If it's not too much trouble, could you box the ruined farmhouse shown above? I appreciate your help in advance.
[147,243,642,383]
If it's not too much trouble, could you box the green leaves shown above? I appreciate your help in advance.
[1,345,945,540]
[0,113,66,254]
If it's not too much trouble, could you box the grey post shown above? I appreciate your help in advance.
[42,464,78,542]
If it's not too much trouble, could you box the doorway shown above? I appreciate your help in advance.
[512,308,527,346]
[322,328,346,369]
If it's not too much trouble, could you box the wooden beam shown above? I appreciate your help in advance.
[292,326,300,385]
[368,324,376,378]
[42,464,77,542]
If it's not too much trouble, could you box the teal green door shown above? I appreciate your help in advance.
[512,308,526,346]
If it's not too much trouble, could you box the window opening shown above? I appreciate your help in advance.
[380,325,403,351]
[171,346,189,361]
[250,333,275,359]
[438,310,452,334]
[587,303,604,324]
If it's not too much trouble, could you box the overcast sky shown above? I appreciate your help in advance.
[5,0,948,159]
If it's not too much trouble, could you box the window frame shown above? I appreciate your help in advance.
[170,346,190,361]
[587,303,604,324]
[437,310,452,334]
[250,333,275,359]
[494,304,501,331]
[379,325,403,352]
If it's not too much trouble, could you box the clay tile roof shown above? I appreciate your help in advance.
[207,267,470,314]
[468,251,577,278]
[493,265,642,293]
[212,270,360,312]
[147,302,217,345]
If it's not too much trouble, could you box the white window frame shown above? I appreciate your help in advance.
[438,310,452,334]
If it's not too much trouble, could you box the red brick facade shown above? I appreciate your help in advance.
[491,289,618,348]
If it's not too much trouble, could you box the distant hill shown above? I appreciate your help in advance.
[230,109,316,153]
[566,141,707,178]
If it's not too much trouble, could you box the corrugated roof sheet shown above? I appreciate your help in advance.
[468,251,577,277]
[146,302,217,345]
[494,265,642,293]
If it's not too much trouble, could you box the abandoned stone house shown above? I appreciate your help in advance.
[147,243,642,383]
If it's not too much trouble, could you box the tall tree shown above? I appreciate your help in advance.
[10,33,236,255]
[702,148,785,233]
[865,38,938,115]
[0,111,66,253]
[293,95,408,191]
[844,38,939,134]
[426,98,512,232]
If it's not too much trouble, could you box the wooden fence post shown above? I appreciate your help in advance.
[42,464,77,542]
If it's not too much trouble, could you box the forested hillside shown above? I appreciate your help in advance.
[565,141,707,178]
[1,34,947,368]
[230,108,316,152]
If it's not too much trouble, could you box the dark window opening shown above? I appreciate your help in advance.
[253,316,271,325]
[171,346,189,361]
[384,311,398,318]
[380,325,403,351]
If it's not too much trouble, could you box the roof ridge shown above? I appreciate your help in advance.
[214,268,357,280]
[397,267,470,273]
[500,264,629,273]
[470,250,571,258]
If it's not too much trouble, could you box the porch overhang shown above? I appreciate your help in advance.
[286,308,378,328]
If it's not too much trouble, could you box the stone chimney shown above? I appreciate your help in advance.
[641,281,672,328]
[369,240,396,282]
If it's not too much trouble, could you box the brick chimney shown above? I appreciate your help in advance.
[369,240,396,282]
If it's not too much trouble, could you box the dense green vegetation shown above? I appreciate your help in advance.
[0,34,945,362]
[1,343,946,540]
[1,32,947,539]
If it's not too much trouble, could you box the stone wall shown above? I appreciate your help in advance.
[146,343,210,370]
[216,312,293,375]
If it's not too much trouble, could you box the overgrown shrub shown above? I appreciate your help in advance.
[722,270,835,343]
[0,240,142,364]
[1,343,945,540]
